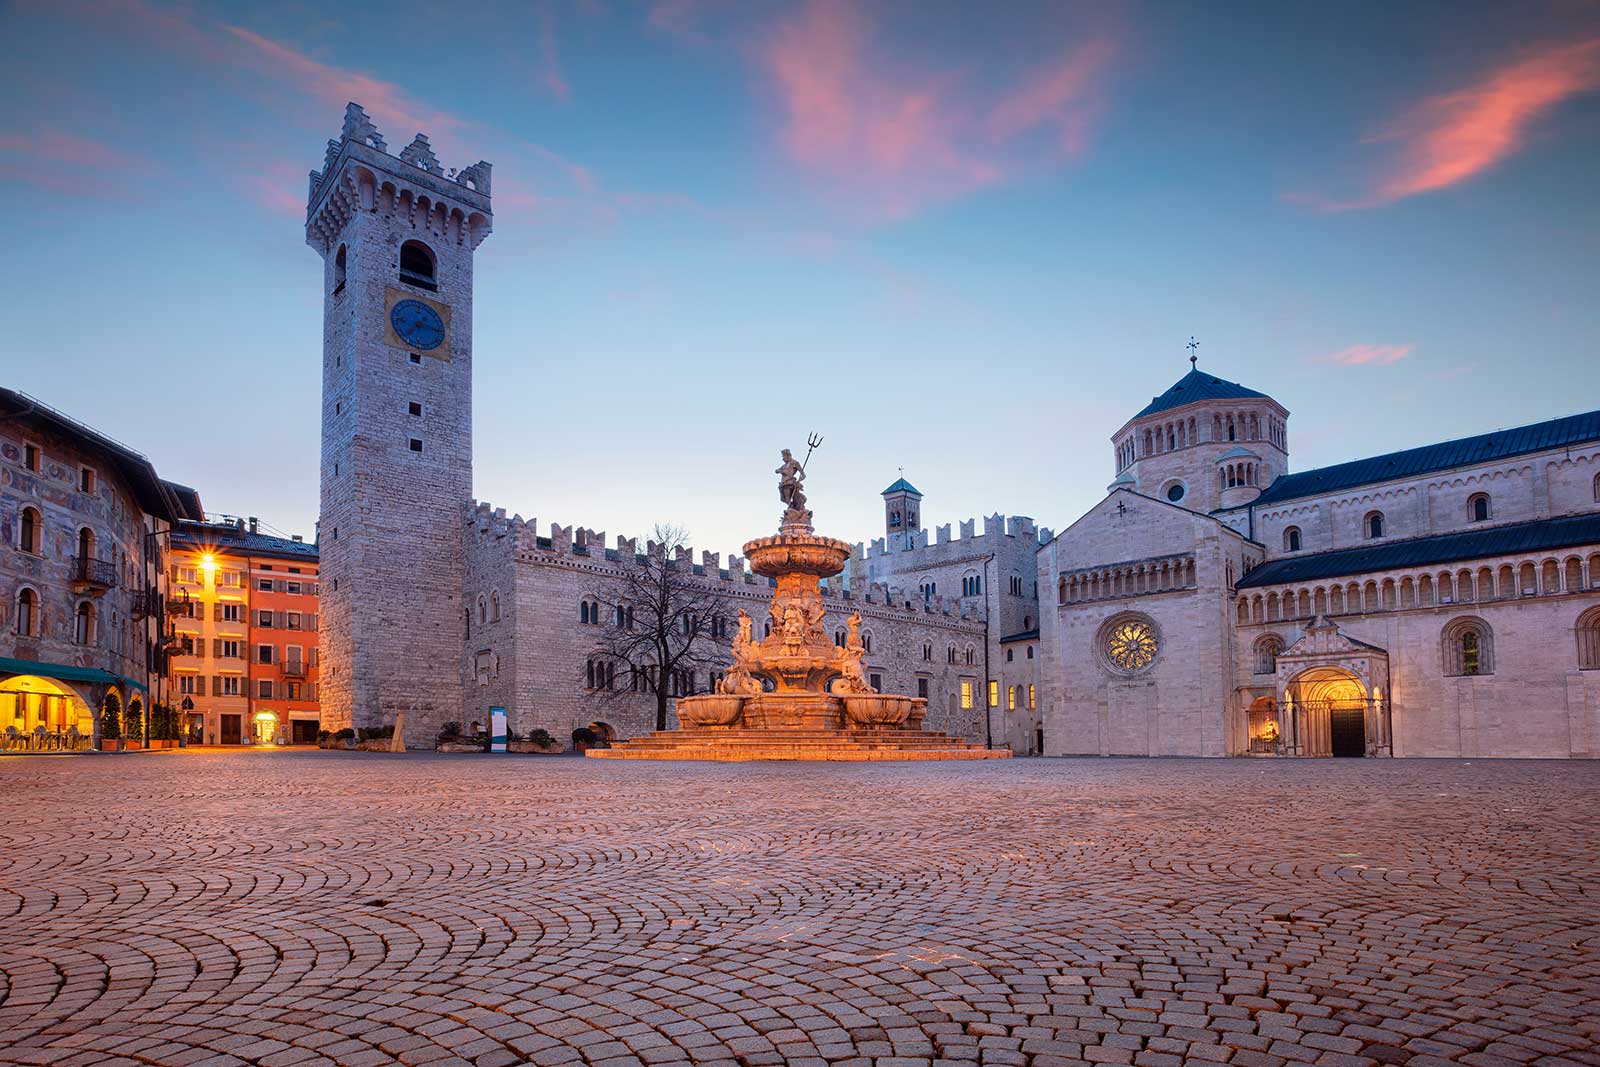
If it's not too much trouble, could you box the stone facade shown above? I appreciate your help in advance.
[309,104,491,741]
[1042,365,1600,759]
[462,504,989,748]
[1,388,195,740]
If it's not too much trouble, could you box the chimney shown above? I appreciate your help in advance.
[248,517,258,534]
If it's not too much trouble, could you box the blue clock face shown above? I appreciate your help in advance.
[390,299,445,351]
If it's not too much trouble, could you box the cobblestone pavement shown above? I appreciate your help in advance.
[1,754,1597,1067]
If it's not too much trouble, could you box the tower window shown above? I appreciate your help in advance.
[1468,494,1490,522]
[409,353,422,365]
[408,438,423,453]
[1365,511,1384,539]
[399,241,437,291]
[408,401,423,416]
[1284,526,1301,552]
[333,244,347,296]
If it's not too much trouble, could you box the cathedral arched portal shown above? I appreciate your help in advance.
[1282,666,1373,758]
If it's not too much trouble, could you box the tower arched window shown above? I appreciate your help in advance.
[333,244,347,295]
[478,595,487,624]
[399,240,437,291]
[19,507,40,554]
[862,631,873,654]
[490,592,500,622]
[1283,526,1301,552]
[1468,493,1490,522]
[1442,617,1493,676]
[834,629,846,647]
[15,587,38,636]
[1365,511,1384,539]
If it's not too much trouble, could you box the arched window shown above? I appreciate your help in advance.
[862,631,873,653]
[579,600,590,625]
[1577,606,1600,670]
[15,587,38,635]
[834,629,846,647]
[1365,511,1384,539]
[922,642,932,661]
[77,526,95,561]
[965,646,975,665]
[947,645,956,664]
[74,601,94,645]
[1253,634,1283,675]
[478,595,487,624]
[1593,472,1600,503]
[333,244,347,294]
[1283,526,1301,552]
[19,507,40,554]
[1026,646,1034,659]
[399,240,437,290]
[1468,493,1490,523]
[1442,617,1493,676]
[490,592,500,622]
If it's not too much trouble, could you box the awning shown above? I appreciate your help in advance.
[0,657,148,693]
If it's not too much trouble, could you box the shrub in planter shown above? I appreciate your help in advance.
[100,698,121,743]
[317,729,332,748]
[436,721,463,745]
[528,728,555,749]
[357,725,396,742]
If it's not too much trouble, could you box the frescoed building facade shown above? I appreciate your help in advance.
[2,388,200,745]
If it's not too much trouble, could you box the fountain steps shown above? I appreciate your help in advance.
[588,727,1009,761]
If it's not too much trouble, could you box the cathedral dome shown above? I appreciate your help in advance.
[1135,367,1270,420]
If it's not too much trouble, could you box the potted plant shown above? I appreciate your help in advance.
[509,727,558,754]
[334,727,357,750]
[317,729,332,749]
[99,699,122,751]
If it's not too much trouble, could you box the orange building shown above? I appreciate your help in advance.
[169,517,319,744]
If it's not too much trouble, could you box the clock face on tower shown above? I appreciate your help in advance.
[389,299,446,351]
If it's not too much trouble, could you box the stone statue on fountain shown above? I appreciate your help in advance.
[776,448,812,531]
[830,611,875,695]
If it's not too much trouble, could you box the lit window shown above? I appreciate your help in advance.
[988,680,999,707]
[960,681,973,709]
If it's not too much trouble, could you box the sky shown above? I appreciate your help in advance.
[3,0,1598,557]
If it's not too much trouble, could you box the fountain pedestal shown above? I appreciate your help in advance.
[589,475,1009,762]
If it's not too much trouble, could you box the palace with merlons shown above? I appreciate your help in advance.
[303,102,1600,758]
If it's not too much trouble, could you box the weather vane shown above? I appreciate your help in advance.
[1187,336,1199,368]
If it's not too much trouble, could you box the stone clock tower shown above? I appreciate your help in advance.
[306,103,492,740]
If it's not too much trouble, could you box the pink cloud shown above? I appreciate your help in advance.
[1320,344,1414,367]
[0,130,155,197]
[1295,38,1600,211]
[760,0,1117,220]
[537,4,571,101]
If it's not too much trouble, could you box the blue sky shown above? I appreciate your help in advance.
[3,1,1598,556]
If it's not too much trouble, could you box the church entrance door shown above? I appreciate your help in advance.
[1329,706,1366,757]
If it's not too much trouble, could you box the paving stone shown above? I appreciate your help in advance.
[0,754,1596,1067]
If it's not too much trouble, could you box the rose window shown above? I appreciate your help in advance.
[1105,620,1158,673]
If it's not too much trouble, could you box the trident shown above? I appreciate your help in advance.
[801,431,823,472]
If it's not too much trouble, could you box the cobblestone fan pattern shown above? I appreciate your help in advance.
[2,755,1597,1067]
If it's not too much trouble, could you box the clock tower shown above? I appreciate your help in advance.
[306,103,492,740]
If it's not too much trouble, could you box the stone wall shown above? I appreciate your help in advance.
[463,504,991,748]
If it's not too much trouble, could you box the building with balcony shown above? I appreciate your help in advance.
[2,388,202,747]
[169,518,318,744]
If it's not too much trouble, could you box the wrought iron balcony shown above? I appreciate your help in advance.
[130,585,160,620]
[281,661,308,678]
[71,556,118,594]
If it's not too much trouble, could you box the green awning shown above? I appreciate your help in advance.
[0,657,148,693]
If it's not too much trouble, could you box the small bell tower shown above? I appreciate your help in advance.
[882,476,923,539]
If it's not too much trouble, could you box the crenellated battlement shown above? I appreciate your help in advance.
[854,512,1053,563]
[306,103,492,253]
[464,499,985,626]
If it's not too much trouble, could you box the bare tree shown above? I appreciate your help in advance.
[589,524,739,732]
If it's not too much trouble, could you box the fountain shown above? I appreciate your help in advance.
[588,447,1009,761]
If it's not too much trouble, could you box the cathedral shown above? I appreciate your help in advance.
[1041,362,1600,759]
[307,103,1600,758]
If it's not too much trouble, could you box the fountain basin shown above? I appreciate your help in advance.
[676,694,745,727]
[742,533,853,578]
[840,693,915,727]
